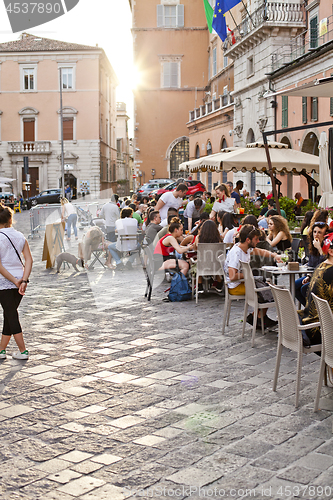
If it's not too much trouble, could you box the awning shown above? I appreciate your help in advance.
[179,148,238,172]
[266,76,333,98]
[0,176,15,183]
[179,141,319,174]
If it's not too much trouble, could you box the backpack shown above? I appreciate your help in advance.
[168,261,192,302]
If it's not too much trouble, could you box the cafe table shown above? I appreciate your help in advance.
[260,264,314,302]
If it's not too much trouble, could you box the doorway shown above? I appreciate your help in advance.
[22,166,39,198]
[59,173,77,199]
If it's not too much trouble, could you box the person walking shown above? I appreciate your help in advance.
[0,205,33,359]
[61,198,78,240]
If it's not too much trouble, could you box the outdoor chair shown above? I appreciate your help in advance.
[142,243,163,301]
[241,261,276,347]
[89,247,106,270]
[312,293,333,412]
[291,237,301,262]
[218,255,245,335]
[269,284,321,408]
[192,243,224,303]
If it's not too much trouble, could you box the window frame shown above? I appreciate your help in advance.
[282,95,288,128]
[58,63,76,91]
[57,106,78,142]
[212,46,217,77]
[157,4,184,28]
[19,63,38,92]
[161,59,181,89]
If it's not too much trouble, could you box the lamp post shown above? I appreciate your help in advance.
[59,67,65,199]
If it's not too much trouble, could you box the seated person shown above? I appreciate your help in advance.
[220,212,239,241]
[258,209,278,229]
[210,183,236,220]
[83,226,105,269]
[144,210,162,246]
[106,207,138,270]
[216,210,227,236]
[298,232,333,347]
[183,197,206,231]
[300,210,314,236]
[153,208,178,246]
[224,224,281,328]
[266,215,292,251]
[154,217,193,276]
[295,221,328,306]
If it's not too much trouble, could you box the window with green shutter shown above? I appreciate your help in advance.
[311,97,318,121]
[282,96,288,128]
[302,96,307,124]
[310,16,318,49]
[330,97,333,117]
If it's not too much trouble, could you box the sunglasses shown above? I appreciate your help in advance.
[314,222,326,226]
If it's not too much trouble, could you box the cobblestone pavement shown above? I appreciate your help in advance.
[0,209,332,500]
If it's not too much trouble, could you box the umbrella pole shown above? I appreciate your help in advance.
[262,133,281,215]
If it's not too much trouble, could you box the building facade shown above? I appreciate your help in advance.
[223,0,307,195]
[268,1,333,199]
[130,0,209,183]
[116,102,131,196]
[0,33,119,199]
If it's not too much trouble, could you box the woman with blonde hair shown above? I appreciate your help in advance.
[61,197,78,241]
[266,214,292,251]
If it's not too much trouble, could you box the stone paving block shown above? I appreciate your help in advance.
[90,453,123,465]
[80,483,131,500]
[127,377,155,387]
[147,370,181,379]
[167,466,223,487]
[105,373,139,384]
[48,469,82,484]
[133,434,166,446]
[71,460,104,475]
[0,404,34,418]
[110,415,145,428]
[59,450,93,463]
[57,476,105,496]
[34,458,72,473]
[276,464,321,484]
[294,451,333,471]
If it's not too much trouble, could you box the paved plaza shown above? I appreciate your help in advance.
[0,209,333,500]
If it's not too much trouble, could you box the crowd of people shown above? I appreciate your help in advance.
[1,180,333,360]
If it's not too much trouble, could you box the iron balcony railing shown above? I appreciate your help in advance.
[224,1,304,51]
[8,141,51,154]
[271,15,333,72]
[189,93,234,122]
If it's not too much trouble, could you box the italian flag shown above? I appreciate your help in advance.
[203,0,214,33]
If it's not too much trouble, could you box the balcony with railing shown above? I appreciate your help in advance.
[271,16,333,73]
[188,93,234,122]
[8,141,51,154]
[224,1,305,52]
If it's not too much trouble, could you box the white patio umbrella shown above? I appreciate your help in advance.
[0,183,11,188]
[179,147,239,173]
[318,131,333,208]
[220,141,319,174]
[0,176,15,183]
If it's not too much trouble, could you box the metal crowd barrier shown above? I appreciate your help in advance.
[29,204,62,238]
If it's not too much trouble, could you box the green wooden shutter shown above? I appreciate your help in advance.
[311,97,318,121]
[302,96,307,124]
[282,96,288,128]
[310,16,318,49]
[330,97,333,117]
[157,5,164,27]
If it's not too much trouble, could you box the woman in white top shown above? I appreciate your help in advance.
[0,205,33,360]
[210,183,236,221]
[61,198,78,240]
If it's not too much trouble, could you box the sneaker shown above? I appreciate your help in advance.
[211,282,223,292]
[116,263,125,271]
[125,261,133,270]
[264,316,278,328]
[0,349,6,359]
[12,350,29,360]
[198,283,204,294]
[246,313,254,325]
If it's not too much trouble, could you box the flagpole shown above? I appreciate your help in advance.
[228,10,237,28]
[240,0,255,29]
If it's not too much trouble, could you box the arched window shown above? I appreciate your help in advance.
[302,132,319,156]
[195,144,200,158]
[221,137,227,150]
[170,139,189,179]
[207,141,212,155]
[246,128,255,144]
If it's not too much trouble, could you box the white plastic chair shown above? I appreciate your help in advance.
[269,284,321,408]
[241,261,276,347]
[312,293,333,412]
[218,255,245,335]
[192,243,224,303]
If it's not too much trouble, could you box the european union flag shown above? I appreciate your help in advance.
[224,0,241,12]
[212,1,227,41]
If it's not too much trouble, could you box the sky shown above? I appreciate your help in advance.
[0,0,135,134]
